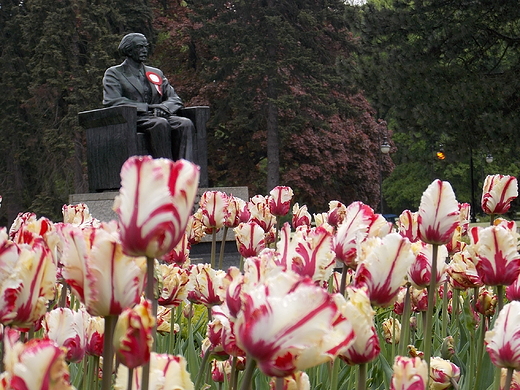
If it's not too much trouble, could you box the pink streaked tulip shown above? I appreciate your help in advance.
[114,353,194,390]
[187,263,227,307]
[0,229,22,324]
[268,186,294,216]
[430,357,461,390]
[114,299,155,369]
[211,304,245,357]
[447,249,483,290]
[9,212,53,242]
[225,195,247,228]
[338,287,380,365]
[3,336,75,390]
[59,222,146,317]
[352,233,415,307]
[114,156,200,258]
[467,225,520,286]
[390,356,429,390]
[211,359,231,383]
[85,314,104,357]
[292,203,312,229]
[334,201,381,269]
[62,203,100,227]
[458,203,471,235]
[199,190,229,233]
[485,301,520,370]
[481,174,518,215]
[475,287,497,317]
[43,307,88,363]
[286,224,336,285]
[397,210,420,243]
[410,287,430,312]
[408,241,448,289]
[327,201,347,227]
[234,221,266,258]
[234,270,355,377]
[161,232,190,266]
[382,318,401,344]
[506,274,520,301]
[158,263,190,307]
[269,371,310,390]
[5,235,57,329]
[186,212,207,245]
[248,195,277,233]
[417,179,460,245]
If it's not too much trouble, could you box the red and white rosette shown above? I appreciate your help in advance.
[146,71,163,96]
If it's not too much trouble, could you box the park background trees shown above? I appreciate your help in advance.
[1,0,519,226]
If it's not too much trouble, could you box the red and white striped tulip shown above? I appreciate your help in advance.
[43,307,88,363]
[352,233,415,307]
[288,225,336,285]
[234,270,355,377]
[397,210,419,243]
[447,248,483,290]
[430,357,461,390]
[3,335,75,390]
[59,222,146,317]
[390,356,429,390]
[338,287,380,365]
[158,263,190,308]
[199,190,229,233]
[114,299,155,369]
[161,232,190,266]
[248,195,277,233]
[334,201,380,269]
[187,263,227,307]
[225,195,247,228]
[268,186,294,216]
[211,304,245,357]
[114,156,199,258]
[408,241,448,289]
[114,353,194,390]
[481,174,518,215]
[5,235,56,329]
[382,318,401,344]
[85,313,104,357]
[327,201,347,228]
[417,179,460,245]
[186,212,207,245]
[292,203,312,228]
[485,301,520,370]
[467,225,520,286]
[62,203,100,227]
[234,221,266,258]
[506,274,520,301]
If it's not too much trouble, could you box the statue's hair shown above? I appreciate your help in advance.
[118,33,147,56]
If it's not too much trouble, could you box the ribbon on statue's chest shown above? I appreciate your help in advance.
[146,71,163,96]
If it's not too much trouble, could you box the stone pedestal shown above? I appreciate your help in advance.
[69,186,249,243]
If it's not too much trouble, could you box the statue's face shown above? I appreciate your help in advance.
[128,36,149,63]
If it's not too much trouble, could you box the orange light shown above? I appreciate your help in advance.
[436,151,446,160]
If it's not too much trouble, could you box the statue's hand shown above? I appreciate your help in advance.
[149,104,170,118]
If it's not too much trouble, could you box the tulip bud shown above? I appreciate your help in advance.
[441,336,455,360]
[408,345,424,358]
[409,316,418,332]
[475,287,497,317]
[382,318,401,344]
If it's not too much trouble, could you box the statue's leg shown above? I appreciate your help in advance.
[137,116,174,160]
[168,116,195,162]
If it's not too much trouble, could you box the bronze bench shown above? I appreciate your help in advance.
[78,105,210,192]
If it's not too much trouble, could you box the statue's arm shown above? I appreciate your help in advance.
[102,68,148,113]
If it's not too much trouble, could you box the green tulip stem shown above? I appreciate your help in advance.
[218,226,228,270]
[340,263,348,296]
[211,231,217,269]
[146,256,158,350]
[503,367,514,390]
[357,363,367,390]
[497,285,504,313]
[424,243,439,386]
[127,368,133,390]
[442,279,448,338]
[101,315,117,390]
[239,356,257,390]
[399,283,412,356]
[194,348,212,390]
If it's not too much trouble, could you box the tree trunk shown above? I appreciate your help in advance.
[266,76,279,192]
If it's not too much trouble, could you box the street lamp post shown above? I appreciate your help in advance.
[469,150,494,223]
[380,137,391,215]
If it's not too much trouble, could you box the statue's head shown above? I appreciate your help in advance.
[118,33,149,63]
